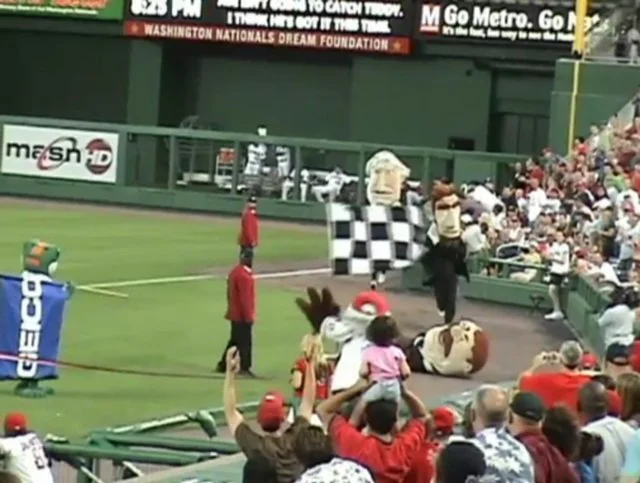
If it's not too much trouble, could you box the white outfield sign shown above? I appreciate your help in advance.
[1,125,119,184]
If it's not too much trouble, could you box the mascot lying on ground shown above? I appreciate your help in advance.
[399,319,489,376]
[296,287,489,381]
[421,181,470,324]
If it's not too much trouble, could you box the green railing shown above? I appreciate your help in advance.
[0,115,520,221]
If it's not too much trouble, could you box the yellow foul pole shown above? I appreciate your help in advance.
[567,0,589,153]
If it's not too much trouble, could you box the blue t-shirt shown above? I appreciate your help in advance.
[574,461,596,483]
[622,428,640,478]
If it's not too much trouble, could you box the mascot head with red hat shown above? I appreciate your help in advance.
[296,288,390,392]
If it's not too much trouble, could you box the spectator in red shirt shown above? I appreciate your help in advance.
[404,406,457,483]
[508,391,579,483]
[216,250,256,376]
[629,338,640,373]
[238,195,259,263]
[316,380,428,483]
[519,352,592,412]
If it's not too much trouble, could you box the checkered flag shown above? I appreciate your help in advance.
[326,203,425,275]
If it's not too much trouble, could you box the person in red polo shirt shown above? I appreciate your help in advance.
[216,250,256,376]
[519,352,592,413]
[316,379,428,483]
[238,195,259,263]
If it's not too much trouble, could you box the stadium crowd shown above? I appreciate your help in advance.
[224,334,640,483]
[6,104,640,483]
[220,113,640,483]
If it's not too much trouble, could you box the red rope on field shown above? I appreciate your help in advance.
[0,353,224,380]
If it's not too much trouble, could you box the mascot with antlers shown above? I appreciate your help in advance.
[296,287,489,382]
[420,181,469,324]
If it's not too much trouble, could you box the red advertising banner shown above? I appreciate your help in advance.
[123,0,413,54]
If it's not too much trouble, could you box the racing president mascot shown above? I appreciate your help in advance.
[421,181,469,325]
[398,318,489,377]
[365,150,411,288]
[296,287,390,392]
[0,240,74,398]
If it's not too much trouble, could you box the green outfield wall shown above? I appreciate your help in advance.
[0,115,521,221]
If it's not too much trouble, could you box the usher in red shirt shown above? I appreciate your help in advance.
[238,207,259,247]
[330,416,426,483]
[225,264,255,323]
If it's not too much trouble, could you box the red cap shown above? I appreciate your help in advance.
[431,406,456,436]
[4,412,28,434]
[257,391,286,432]
[581,352,599,370]
[607,390,622,417]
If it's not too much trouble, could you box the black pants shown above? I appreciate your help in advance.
[218,321,253,371]
[240,246,255,262]
[432,261,459,324]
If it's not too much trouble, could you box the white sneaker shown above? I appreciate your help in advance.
[376,272,386,284]
[544,311,564,321]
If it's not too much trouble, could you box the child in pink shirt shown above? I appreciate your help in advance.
[359,315,411,402]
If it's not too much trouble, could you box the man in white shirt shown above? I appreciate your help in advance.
[244,126,268,176]
[545,230,571,321]
[527,178,547,223]
[461,214,487,255]
[579,382,635,483]
[0,413,53,483]
[467,184,503,213]
[312,168,345,202]
[281,168,310,202]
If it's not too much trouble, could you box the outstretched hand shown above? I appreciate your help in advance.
[226,347,240,375]
[295,287,341,333]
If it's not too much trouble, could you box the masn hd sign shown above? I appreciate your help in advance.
[419,2,602,43]
[1,125,119,184]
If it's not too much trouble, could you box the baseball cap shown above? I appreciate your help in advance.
[581,352,600,370]
[247,195,257,204]
[431,406,457,436]
[605,343,630,366]
[3,412,28,434]
[257,391,287,432]
[559,341,583,368]
[510,391,546,422]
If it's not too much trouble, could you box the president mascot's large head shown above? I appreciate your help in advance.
[431,181,462,240]
[399,318,489,377]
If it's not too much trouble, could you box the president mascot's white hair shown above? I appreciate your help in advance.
[296,288,490,384]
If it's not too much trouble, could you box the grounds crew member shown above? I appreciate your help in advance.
[238,195,259,264]
[216,250,256,377]
[0,412,53,483]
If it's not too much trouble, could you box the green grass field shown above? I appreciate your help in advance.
[0,202,327,438]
